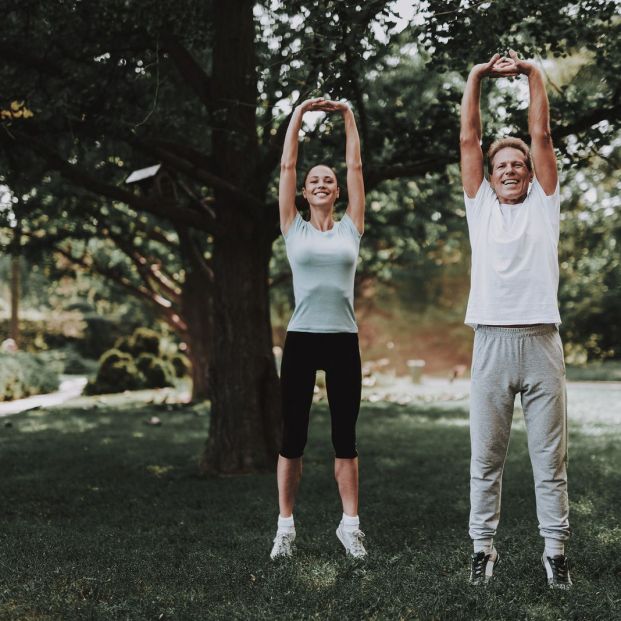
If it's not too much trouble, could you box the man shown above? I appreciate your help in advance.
[460,51,571,589]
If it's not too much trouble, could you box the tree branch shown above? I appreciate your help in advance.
[1,131,215,233]
[160,34,211,109]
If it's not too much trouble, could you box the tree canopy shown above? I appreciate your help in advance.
[1,0,620,473]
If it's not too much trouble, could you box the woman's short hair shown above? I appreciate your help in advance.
[487,137,532,174]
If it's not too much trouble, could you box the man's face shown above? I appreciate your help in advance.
[490,147,533,204]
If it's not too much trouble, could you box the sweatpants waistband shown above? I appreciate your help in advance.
[475,324,558,338]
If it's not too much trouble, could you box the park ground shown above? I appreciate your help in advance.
[0,380,620,620]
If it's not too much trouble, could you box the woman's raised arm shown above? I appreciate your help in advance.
[322,102,365,234]
[279,98,325,235]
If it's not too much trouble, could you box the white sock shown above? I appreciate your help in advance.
[544,538,564,557]
[341,513,360,531]
[277,514,295,534]
[473,538,494,555]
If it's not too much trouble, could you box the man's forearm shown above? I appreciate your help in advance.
[461,69,484,143]
[527,67,551,140]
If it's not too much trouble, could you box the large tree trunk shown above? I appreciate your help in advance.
[199,0,281,473]
[201,227,281,473]
[181,270,213,401]
[179,245,213,402]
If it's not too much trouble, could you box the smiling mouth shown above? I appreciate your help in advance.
[314,191,329,197]
[503,180,518,186]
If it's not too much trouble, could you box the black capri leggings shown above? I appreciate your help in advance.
[279,331,362,459]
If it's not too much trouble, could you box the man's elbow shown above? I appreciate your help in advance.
[530,128,553,144]
[460,133,480,148]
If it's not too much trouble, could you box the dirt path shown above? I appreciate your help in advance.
[0,376,88,417]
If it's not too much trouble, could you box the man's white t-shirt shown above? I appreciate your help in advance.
[464,177,561,327]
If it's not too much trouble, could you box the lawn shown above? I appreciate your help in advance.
[0,394,620,620]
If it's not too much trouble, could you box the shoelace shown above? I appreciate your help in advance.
[549,556,569,581]
[472,553,487,577]
[471,551,488,578]
[274,532,294,549]
[349,529,366,554]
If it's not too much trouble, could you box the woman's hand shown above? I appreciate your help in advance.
[472,53,519,79]
[295,97,328,113]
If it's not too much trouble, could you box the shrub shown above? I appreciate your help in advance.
[114,328,161,358]
[132,328,160,356]
[84,349,144,395]
[78,314,124,359]
[170,353,191,378]
[0,352,60,402]
[62,349,99,375]
[135,354,175,389]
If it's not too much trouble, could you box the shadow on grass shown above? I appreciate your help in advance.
[0,401,619,620]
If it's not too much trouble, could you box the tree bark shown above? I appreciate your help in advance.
[9,224,21,347]
[179,247,213,403]
[9,255,20,346]
[201,226,281,474]
[198,0,281,473]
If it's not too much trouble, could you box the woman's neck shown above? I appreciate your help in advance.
[309,207,335,231]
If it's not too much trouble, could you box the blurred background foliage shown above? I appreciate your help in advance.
[1,0,620,402]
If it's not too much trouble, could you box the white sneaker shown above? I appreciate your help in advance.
[270,530,295,560]
[336,524,367,559]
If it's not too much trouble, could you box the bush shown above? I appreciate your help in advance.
[170,353,191,378]
[132,328,160,356]
[0,352,60,402]
[84,349,144,395]
[62,349,99,375]
[135,353,175,389]
[114,327,161,358]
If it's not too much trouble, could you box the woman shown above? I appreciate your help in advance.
[270,97,366,559]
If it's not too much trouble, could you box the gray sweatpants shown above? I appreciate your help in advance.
[469,324,570,542]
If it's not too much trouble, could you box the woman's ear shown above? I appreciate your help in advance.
[336,186,340,198]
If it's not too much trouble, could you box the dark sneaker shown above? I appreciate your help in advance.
[469,548,499,585]
[542,554,572,589]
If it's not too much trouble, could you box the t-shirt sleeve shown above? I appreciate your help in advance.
[464,178,494,229]
[530,178,560,239]
[340,213,363,241]
[282,212,304,241]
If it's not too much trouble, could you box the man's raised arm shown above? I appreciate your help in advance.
[460,54,518,198]
[508,50,558,195]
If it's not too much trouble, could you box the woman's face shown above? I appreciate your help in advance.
[303,165,339,209]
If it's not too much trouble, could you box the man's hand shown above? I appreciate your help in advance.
[506,49,535,76]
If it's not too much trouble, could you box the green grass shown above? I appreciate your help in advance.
[566,360,621,382]
[1,398,620,620]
